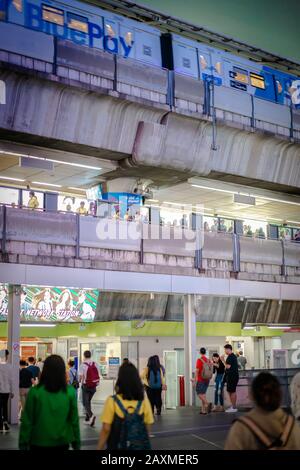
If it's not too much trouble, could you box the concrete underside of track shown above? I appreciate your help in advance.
[1,69,300,193]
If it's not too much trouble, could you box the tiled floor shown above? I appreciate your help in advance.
[0,404,240,450]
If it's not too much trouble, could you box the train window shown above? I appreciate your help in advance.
[12,0,22,12]
[276,80,283,94]
[250,72,265,89]
[182,57,191,69]
[124,31,133,47]
[143,45,152,57]
[105,23,116,38]
[214,61,222,75]
[230,67,249,84]
[199,55,208,70]
[42,4,64,26]
[67,12,88,33]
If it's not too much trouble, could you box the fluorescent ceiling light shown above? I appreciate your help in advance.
[191,184,300,207]
[268,326,291,330]
[68,187,87,191]
[20,323,56,327]
[243,326,255,330]
[32,181,62,188]
[0,175,25,182]
[147,199,159,202]
[0,150,102,171]
[286,220,300,224]
[163,201,189,206]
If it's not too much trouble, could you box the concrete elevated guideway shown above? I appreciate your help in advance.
[1,25,300,193]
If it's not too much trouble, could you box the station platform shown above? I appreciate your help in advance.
[0,405,241,450]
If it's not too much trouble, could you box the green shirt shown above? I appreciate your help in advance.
[19,384,80,450]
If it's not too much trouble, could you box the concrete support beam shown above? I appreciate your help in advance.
[184,294,197,406]
[7,284,21,424]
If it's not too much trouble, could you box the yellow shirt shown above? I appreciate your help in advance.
[76,207,88,215]
[101,394,154,425]
[28,196,39,209]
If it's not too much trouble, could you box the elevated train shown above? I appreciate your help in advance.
[1,0,299,109]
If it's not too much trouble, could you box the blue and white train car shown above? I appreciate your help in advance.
[0,0,162,65]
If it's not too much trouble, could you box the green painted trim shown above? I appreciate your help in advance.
[0,321,284,338]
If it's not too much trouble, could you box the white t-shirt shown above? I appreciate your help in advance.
[79,359,101,385]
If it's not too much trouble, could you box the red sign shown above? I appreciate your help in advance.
[21,346,37,361]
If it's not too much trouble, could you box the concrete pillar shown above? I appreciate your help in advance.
[184,294,197,406]
[7,284,21,424]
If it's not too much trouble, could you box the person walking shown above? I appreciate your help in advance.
[98,362,153,450]
[79,350,100,427]
[237,351,247,370]
[27,357,41,384]
[0,350,13,433]
[290,371,300,423]
[211,353,225,412]
[19,354,80,450]
[222,344,239,413]
[68,359,79,393]
[194,347,213,415]
[19,360,34,417]
[225,372,300,449]
[141,356,166,416]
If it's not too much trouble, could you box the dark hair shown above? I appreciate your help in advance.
[68,359,75,367]
[20,360,27,366]
[147,356,161,384]
[212,353,220,358]
[115,363,144,401]
[123,358,129,364]
[224,344,232,351]
[152,355,161,368]
[28,356,35,363]
[39,355,67,393]
[200,347,206,355]
[83,350,91,359]
[251,372,282,411]
[5,349,9,358]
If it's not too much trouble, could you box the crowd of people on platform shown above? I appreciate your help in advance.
[0,346,300,450]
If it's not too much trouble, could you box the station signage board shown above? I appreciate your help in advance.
[0,284,99,322]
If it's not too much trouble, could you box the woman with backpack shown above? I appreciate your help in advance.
[225,372,300,450]
[19,355,80,450]
[97,362,154,450]
[141,356,166,416]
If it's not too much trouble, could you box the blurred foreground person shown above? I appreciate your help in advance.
[225,372,300,450]
[0,350,13,433]
[19,355,80,450]
[98,362,153,450]
[290,371,300,423]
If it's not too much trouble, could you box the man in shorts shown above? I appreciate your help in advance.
[195,347,212,415]
[222,344,239,413]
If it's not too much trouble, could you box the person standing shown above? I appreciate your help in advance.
[28,191,39,210]
[79,350,100,427]
[225,372,300,449]
[237,351,247,371]
[222,344,239,413]
[68,359,79,395]
[27,357,40,384]
[141,356,166,416]
[76,201,88,215]
[0,350,13,433]
[212,353,225,412]
[194,348,213,415]
[19,360,34,417]
[98,362,153,450]
[19,355,80,450]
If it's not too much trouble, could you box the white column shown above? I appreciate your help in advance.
[184,294,197,406]
[8,284,21,424]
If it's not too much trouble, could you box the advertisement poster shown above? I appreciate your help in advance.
[0,284,99,322]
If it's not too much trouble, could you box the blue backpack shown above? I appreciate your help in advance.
[149,369,162,389]
[107,395,151,450]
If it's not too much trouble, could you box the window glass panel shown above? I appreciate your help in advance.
[143,45,152,57]
[250,72,265,89]
[182,57,191,68]
[231,67,249,84]
[42,4,64,26]
[214,61,222,75]
[276,80,283,94]
[67,12,88,33]
[12,0,22,12]
[124,31,133,47]
[22,190,44,209]
[0,187,19,205]
[105,23,117,37]
[199,55,208,70]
